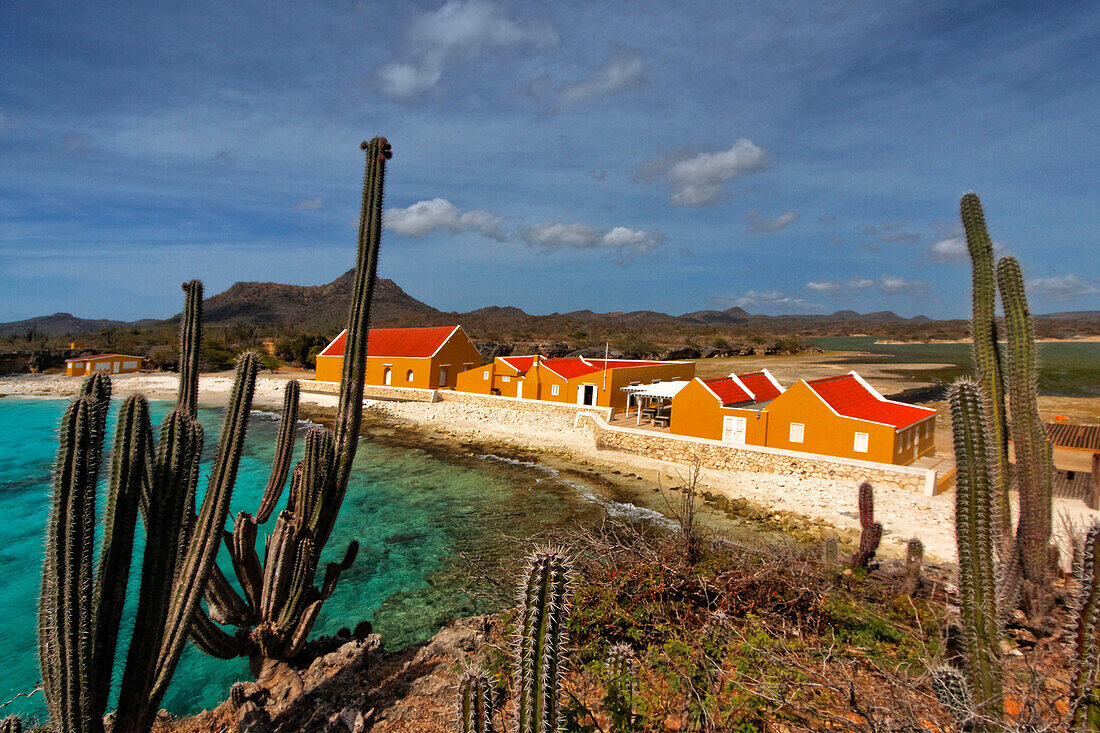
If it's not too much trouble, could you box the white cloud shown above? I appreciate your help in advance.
[716,290,811,310]
[292,197,323,212]
[554,51,644,110]
[636,140,769,206]
[520,222,663,258]
[744,210,798,234]
[379,1,556,97]
[1029,274,1100,300]
[386,198,506,241]
[928,235,1006,261]
[804,276,923,297]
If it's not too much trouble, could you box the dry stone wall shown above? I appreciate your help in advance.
[436,389,614,420]
[302,380,440,403]
[580,415,935,495]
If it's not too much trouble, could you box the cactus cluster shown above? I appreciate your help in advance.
[38,281,257,733]
[850,481,882,569]
[191,138,391,671]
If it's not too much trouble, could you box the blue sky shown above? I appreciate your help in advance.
[1,1,1096,322]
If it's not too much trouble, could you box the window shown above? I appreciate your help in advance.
[502,375,511,383]
[853,432,869,453]
[905,431,912,448]
[789,423,804,443]
[383,367,392,386]
[551,384,560,396]
[483,370,490,380]
[122,361,137,369]
[406,369,415,382]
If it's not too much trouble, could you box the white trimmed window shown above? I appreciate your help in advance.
[502,375,511,383]
[406,370,415,382]
[122,361,137,369]
[483,370,490,380]
[853,432,869,453]
[551,384,560,396]
[789,422,805,443]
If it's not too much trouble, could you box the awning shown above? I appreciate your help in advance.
[620,380,690,399]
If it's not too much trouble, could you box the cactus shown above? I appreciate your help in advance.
[850,481,882,569]
[457,665,496,733]
[37,276,259,733]
[949,379,1003,727]
[998,256,1055,621]
[961,193,1012,551]
[603,644,636,733]
[823,537,839,566]
[901,538,924,596]
[1071,523,1100,729]
[0,717,22,733]
[229,682,249,711]
[930,666,974,728]
[514,548,574,733]
[191,138,391,670]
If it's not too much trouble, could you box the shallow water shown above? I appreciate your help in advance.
[0,396,616,722]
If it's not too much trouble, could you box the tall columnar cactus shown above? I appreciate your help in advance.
[949,379,1003,727]
[603,643,636,733]
[850,481,882,569]
[961,193,1012,550]
[38,279,258,733]
[998,256,1055,620]
[515,548,574,733]
[191,138,391,670]
[1071,523,1100,729]
[457,665,496,733]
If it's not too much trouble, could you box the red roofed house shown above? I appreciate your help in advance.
[763,371,936,465]
[669,369,785,444]
[314,325,481,390]
[65,353,144,377]
[455,356,694,412]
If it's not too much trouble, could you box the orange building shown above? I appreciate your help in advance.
[670,369,784,444]
[763,372,935,465]
[314,325,481,390]
[65,353,144,377]
[455,356,694,412]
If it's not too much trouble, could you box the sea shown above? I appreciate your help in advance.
[0,396,659,723]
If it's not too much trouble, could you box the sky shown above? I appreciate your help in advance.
[1,1,1097,322]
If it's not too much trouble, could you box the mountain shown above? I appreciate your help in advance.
[0,313,158,338]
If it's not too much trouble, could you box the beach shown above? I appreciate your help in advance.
[5,369,1099,565]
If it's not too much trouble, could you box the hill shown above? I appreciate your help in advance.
[0,312,158,338]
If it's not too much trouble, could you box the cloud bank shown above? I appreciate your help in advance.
[636,139,769,206]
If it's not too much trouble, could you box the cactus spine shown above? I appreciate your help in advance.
[515,548,574,733]
[949,379,1003,727]
[604,643,636,732]
[1072,523,1100,729]
[457,665,497,733]
[850,481,882,569]
[37,276,259,733]
[192,138,390,670]
[998,256,1055,620]
[962,193,1012,551]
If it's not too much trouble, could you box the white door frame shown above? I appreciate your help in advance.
[722,415,747,444]
[577,383,597,406]
[516,380,523,400]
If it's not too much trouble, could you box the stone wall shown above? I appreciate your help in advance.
[302,380,440,403]
[579,414,937,495]
[437,389,614,420]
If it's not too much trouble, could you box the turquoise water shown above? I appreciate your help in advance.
[0,397,612,723]
[807,336,1100,397]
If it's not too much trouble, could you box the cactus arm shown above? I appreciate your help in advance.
[850,482,882,569]
[191,606,247,660]
[230,511,264,611]
[457,666,496,733]
[38,397,98,733]
[326,138,391,550]
[320,541,359,599]
[950,379,1004,725]
[177,280,203,417]
[90,396,150,717]
[1072,524,1100,728]
[282,599,323,659]
[255,380,300,524]
[276,538,317,631]
[962,193,1012,550]
[205,563,253,627]
[515,548,573,733]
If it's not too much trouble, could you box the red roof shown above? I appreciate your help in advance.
[499,356,683,380]
[65,353,142,363]
[319,326,461,359]
[499,355,536,373]
[703,377,754,406]
[806,373,935,429]
[736,371,782,402]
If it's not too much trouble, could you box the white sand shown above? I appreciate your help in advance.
[6,372,1098,565]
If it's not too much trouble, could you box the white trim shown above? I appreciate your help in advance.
[800,377,909,430]
[318,329,348,357]
[789,422,805,443]
[428,325,463,359]
[760,368,785,392]
[727,373,756,401]
[854,431,869,453]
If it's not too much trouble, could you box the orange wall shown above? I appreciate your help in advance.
[597,363,696,412]
[669,379,767,444]
[316,332,482,390]
[763,381,899,463]
[65,356,143,377]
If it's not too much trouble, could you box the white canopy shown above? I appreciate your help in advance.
[620,380,690,399]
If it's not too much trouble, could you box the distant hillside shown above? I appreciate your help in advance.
[0,312,158,338]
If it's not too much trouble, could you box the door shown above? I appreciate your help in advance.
[383,367,392,386]
[516,380,523,400]
[113,362,120,373]
[722,415,747,444]
[577,384,596,406]
[438,367,447,387]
